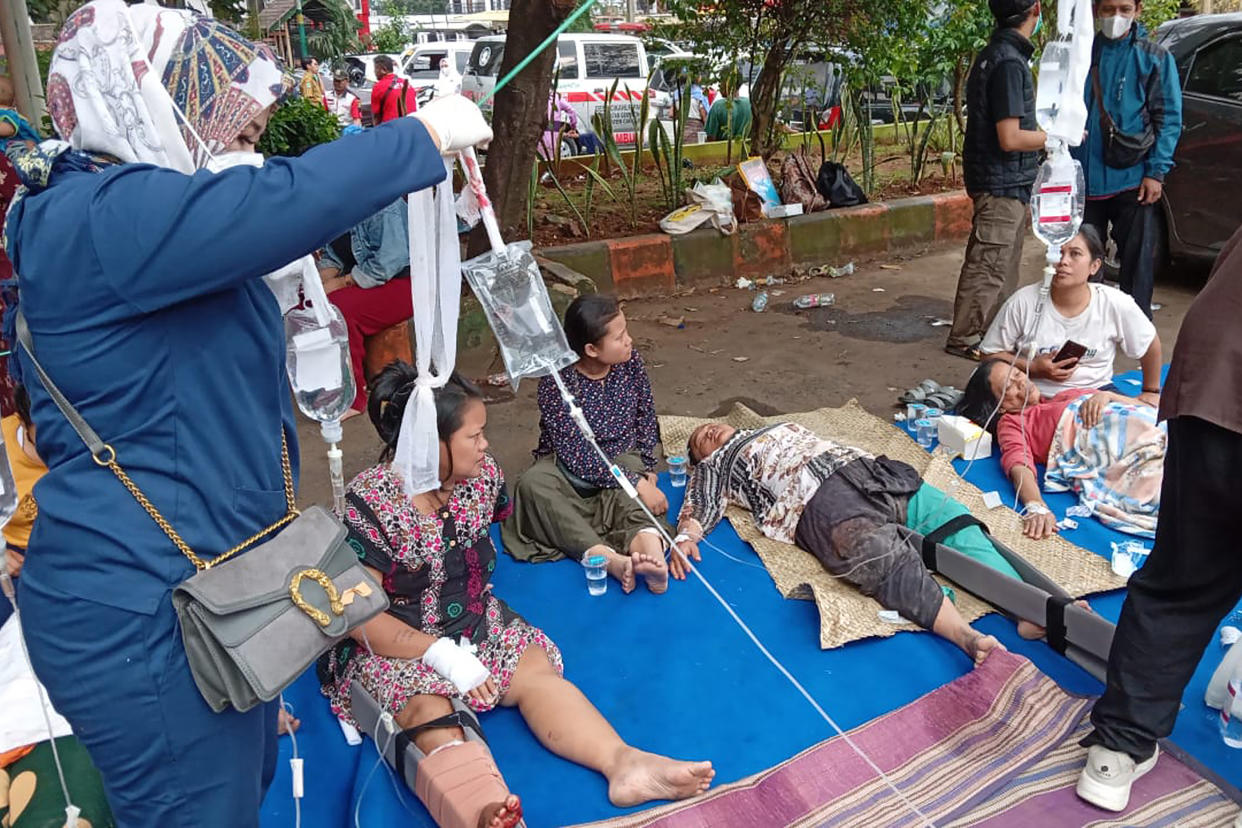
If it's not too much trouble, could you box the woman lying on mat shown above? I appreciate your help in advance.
[502,294,672,593]
[320,364,713,828]
[979,226,1162,400]
[957,361,1163,541]
[674,422,1067,656]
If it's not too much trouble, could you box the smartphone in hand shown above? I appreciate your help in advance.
[1053,340,1087,363]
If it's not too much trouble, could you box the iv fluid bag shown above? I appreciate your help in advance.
[285,303,357,423]
[0,436,18,529]
[1036,0,1094,145]
[1031,144,1086,250]
[462,240,576,389]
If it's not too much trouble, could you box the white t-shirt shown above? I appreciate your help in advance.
[980,283,1156,396]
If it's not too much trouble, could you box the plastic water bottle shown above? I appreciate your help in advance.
[1220,665,1242,748]
[285,303,357,424]
[1031,143,1086,256]
[793,293,835,309]
[751,291,769,312]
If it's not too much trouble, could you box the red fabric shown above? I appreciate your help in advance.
[328,277,414,411]
[350,98,362,121]
[997,388,1090,477]
[370,74,417,125]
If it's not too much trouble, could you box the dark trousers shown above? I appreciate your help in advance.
[1085,416,1242,760]
[20,575,280,827]
[1083,189,1158,318]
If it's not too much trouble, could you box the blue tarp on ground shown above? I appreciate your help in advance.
[260,367,1241,828]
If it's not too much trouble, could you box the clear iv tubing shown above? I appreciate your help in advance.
[1,570,81,828]
[546,367,937,828]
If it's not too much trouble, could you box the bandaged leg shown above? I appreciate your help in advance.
[415,740,514,828]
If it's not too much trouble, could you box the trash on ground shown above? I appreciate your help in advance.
[732,356,750,363]
[484,373,508,387]
[736,277,755,290]
[793,293,835,309]
[828,262,856,278]
[894,412,907,423]
[929,318,952,327]
[872,287,886,293]
[751,291,770,313]
[684,306,700,312]
[1151,302,1163,311]
[880,264,902,271]
[688,344,706,353]
[658,315,686,328]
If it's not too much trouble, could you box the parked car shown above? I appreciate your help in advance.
[402,42,475,106]
[1156,12,1242,266]
[462,33,670,147]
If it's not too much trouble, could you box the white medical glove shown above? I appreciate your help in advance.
[421,636,490,693]
[412,95,493,154]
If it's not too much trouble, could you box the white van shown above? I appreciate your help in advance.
[402,42,476,105]
[462,33,667,147]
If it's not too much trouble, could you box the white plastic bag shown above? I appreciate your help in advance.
[659,180,735,236]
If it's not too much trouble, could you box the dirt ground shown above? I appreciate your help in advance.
[295,239,1207,507]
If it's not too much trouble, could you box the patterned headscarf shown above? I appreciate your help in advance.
[46,0,289,171]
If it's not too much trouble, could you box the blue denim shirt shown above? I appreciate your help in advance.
[320,197,410,288]
[6,119,443,614]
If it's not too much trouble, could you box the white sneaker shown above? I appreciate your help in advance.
[1076,744,1159,812]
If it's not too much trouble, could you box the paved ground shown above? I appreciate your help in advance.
[295,238,1208,506]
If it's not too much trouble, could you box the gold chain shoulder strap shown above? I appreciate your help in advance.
[96,434,300,571]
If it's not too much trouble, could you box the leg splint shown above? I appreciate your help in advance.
[350,682,524,828]
[918,515,1115,681]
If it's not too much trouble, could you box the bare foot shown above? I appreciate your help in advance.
[340,408,364,422]
[277,708,301,736]
[607,748,714,807]
[602,549,636,593]
[1017,600,1092,640]
[962,630,1005,665]
[633,551,669,595]
[477,794,522,828]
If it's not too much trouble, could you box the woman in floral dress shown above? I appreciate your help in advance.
[321,363,713,828]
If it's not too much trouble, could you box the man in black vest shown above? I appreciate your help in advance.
[946,0,1047,361]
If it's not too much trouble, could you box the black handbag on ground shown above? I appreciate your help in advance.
[815,161,868,208]
[1091,63,1155,170]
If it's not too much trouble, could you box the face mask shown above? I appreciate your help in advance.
[1033,12,1043,37]
[1097,13,1132,40]
[204,150,262,173]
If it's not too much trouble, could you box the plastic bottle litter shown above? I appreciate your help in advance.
[1219,663,1242,748]
[793,293,835,309]
[751,291,769,312]
[736,277,755,290]
[828,262,855,278]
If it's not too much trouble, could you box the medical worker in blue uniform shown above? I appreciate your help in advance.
[3,2,491,825]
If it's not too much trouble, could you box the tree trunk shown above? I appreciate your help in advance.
[953,58,968,135]
[466,0,572,257]
[747,39,788,158]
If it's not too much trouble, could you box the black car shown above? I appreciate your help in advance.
[1156,12,1242,266]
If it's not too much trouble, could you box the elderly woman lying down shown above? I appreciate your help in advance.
[957,360,1164,540]
[672,421,1061,658]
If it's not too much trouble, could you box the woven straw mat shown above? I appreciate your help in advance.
[659,401,1125,649]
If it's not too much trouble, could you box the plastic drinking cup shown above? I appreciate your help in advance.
[915,418,935,448]
[585,554,608,596]
[668,455,688,488]
[906,403,926,432]
[923,407,943,423]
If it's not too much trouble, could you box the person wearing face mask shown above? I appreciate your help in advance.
[1071,0,1182,319]
[1,3,492,826]
[945,0,1047,363]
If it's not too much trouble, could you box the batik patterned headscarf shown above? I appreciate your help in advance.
[45,0,289,172]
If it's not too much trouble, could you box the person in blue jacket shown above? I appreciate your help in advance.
[2,3,490,826]
[1072,0,1182,319]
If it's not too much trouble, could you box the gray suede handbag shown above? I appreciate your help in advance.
[17,314,388,713]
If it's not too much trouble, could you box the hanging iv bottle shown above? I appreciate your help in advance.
[285,303,357,427]
[1030,141,1086,261]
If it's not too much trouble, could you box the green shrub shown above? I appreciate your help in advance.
[257,96,342,157]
